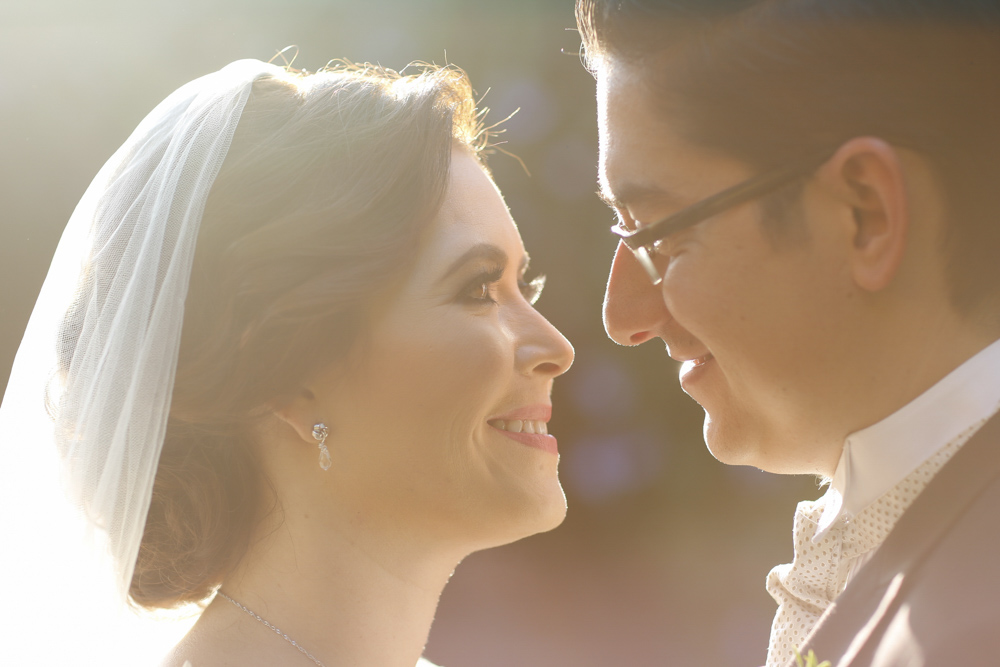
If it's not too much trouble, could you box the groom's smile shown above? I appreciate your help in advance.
[596,59,859,477]
[578,0,1000,663]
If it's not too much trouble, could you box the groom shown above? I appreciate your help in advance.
[575,0,1000,665]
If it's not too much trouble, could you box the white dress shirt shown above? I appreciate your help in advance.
[765,336,1000,667]
[817,336,1000,578]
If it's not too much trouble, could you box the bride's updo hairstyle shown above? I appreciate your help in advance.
[126,63,483,609]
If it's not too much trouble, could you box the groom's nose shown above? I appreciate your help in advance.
[603,241,672,346]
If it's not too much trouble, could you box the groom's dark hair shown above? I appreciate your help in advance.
[577,0,1000,318]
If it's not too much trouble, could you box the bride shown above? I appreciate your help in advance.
[0,59,573,666]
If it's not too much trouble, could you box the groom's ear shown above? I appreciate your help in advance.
[815,137,910,293]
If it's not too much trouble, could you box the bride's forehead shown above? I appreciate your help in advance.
[419,211,523,271]
[397,151,523,272]
[445,152,502,201]
[431,187,522,245]
[432,166,520,237]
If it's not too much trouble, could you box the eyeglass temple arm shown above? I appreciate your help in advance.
[611,149,834,250]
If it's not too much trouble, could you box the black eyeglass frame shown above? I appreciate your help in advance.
[610,149,835,285]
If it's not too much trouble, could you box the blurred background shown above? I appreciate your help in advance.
[1,0,818,664]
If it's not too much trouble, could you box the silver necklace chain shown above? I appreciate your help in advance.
[216,590,327,667]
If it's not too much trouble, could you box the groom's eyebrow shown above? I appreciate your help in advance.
[440,243,508,281]
[599,182,686,215]
[598,189,626,211]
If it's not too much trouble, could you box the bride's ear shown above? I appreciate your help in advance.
[266,361,344,446]
[269,386,323,446]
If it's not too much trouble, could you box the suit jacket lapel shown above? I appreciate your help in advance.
[787,411,1000,667]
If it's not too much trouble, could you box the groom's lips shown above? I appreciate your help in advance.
[678,353,715,390]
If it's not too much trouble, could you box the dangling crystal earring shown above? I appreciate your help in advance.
[312,422,331,471]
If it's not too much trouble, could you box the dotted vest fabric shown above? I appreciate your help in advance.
[763,418,986,667]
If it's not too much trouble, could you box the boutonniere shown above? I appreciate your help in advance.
[794,648,832,667]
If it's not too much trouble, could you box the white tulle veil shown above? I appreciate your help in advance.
[0,59,284,665]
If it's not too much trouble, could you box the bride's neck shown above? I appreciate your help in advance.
[199,494,464,667]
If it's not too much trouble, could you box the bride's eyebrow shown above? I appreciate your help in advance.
[439,243,508,281]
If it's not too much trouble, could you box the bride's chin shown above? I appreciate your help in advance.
[538,499,568,534]
[472,485,566,550]
[515,484,569,540]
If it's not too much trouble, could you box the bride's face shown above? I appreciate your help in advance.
[316,149,574,549]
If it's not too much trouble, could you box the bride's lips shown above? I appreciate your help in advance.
[487,405,558,455]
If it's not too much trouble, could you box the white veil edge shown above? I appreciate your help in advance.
[0,59,283,666]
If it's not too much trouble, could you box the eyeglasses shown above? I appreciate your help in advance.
[610,149,834,285]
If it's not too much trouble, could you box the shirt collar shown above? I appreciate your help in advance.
[814,337,1000,541]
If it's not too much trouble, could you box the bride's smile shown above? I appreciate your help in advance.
[3,59,576,667]
[282,149,575,554]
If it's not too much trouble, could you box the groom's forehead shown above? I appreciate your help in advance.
[598,66,658,174]
[597,65,712,214]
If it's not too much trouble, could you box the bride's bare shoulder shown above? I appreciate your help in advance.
[158,620,246,667]
[159,643,237,667]
[158,637,210,667]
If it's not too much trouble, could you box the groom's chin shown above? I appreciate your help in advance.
[701,411,768,470]
[703,414,827,475]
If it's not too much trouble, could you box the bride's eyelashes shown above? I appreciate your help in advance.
[458,264,546,307]
[460,264,505,306]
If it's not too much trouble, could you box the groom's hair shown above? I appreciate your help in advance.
[577,0,1000,318]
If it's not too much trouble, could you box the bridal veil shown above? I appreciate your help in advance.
[0,59,283,665]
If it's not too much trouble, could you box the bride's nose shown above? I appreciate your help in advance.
[514,306,575,378]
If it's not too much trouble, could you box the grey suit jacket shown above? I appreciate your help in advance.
[785,412,1000,666]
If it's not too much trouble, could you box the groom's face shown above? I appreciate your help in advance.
[596,60,851,476]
